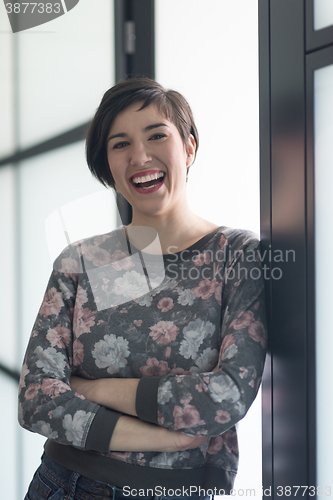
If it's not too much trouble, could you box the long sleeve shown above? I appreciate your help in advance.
[18,248,121,452]
[135,230,267,437]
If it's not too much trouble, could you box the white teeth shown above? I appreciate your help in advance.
[132,172,165,184]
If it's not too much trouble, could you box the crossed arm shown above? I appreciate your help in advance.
[70,376,209,453]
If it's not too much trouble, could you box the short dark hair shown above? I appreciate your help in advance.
[86,77,199,189]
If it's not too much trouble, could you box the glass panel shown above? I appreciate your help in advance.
[0,12,15,157]
[314,63,333,490]
[314,0,333,31]
[156,1,261,497]
[155,0,260,235]
[18,142,118,359]
[17,0,114,149]
[0,165,17,369]
[0,373,19,500]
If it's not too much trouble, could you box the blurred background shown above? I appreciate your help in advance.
[0,1,261,498]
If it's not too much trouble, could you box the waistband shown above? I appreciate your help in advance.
[44,440,235,493]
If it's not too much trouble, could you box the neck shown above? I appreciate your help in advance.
[129,202,203,254]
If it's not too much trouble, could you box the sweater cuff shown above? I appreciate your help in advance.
[135,376,161,424]
[85,407,122,452]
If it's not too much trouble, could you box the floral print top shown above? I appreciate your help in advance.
[18,226,266,489]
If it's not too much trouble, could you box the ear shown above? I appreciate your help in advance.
[186,134,196,168]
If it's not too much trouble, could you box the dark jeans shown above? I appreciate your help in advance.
[24,454,211,500]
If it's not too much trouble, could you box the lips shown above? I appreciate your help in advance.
[130,170,166,194]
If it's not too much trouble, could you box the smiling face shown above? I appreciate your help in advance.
[106,102,196,223]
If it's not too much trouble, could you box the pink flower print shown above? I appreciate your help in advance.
[25,383,41,400]
[149,321,179,345]
[207,435,224,455]
[239,367,249,379]
[193,253,211,266]
[110,451,131,461]
[120,308,127,313]
[219,234,228,249]
[133,319,142,327]
[254,301,260,310]
[222,429,239,453]
[76,286,88,307]
[59,257,80,278]
[140,358,170,377]
[41,379,70,397]
[214,410,231,424]
[221,334,236,354]
[214,282,222,305]
[192,279,218,300]
[230,310,255,330]
[248,320,266,348]
[195,383,203,393]
[111,250,135,271]
[73,339,84,366]
[173,404,205,430]
[74,307,96,337]
[170,367,191,375]
[81,244,112,267]
[40,288,63,317]
[164,346,171,358]
[46,324,71,349]
[157,297,174,313]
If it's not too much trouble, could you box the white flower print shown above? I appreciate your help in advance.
[92,334,130,374]
[191,348,219,372]
[208,374,240,403]
[150,452,181,467]
[35,346,67,378]
[63,410,92,447]
[158,380,173,405]
[222,343,238,360]
[114,271,149,299]
[177,289,196,306]
[179,319,215,360]
[136,293,153,307]
[31,421,58,439]
[151,277,178,296]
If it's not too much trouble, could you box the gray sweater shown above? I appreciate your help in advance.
[18,226,266,493]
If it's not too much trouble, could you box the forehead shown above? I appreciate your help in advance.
[109,102,173,133]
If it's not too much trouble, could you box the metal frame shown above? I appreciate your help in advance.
[260,0,333,496]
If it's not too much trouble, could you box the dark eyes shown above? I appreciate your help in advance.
[111,133,166,150]
[149,133,166,140]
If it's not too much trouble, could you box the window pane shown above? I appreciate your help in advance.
[314,0,333,31]
[156,1,261,497]
[0,12,15,157]
[0,373,19,500]
[17,0,114,148]
[0,165,17,369]
[18,142,117,359]
[314,63,333,490]
[155,0,260,235]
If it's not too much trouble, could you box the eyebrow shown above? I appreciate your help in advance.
[107,123,169,142]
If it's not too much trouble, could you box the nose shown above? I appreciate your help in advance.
[129,141,152,167]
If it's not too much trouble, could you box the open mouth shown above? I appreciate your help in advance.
[130,171,166,192]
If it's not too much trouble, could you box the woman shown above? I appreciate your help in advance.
[19,78,266,500]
